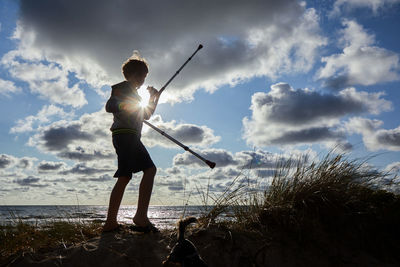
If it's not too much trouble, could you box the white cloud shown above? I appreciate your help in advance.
[164,167,181,175]
[242,82,392,147]
[385,162,400,174]
[0,154,36,170]
[2,52,87,107]
[37,161,67,173]
[317,20,399,89]
[28,109,114,161]
[0,154,16,169]
[59,162,113,176]
[0,150,116,204]
[13,176,49,188]
[338,87,392,115]
[11,0,326,103]
[173,148,236,168]
[156,178,185,192]
[0,78,21,96]
[142,115,220,148]
[172,147,304,170]
[345,117,400,151]
[17,157,37,169]
[10,104,73,134]
[331,0,400,15]
[26,107,220,163]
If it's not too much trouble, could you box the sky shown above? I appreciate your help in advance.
[0,0,399,205]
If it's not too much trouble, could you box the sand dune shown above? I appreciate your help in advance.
[5,223,394,267]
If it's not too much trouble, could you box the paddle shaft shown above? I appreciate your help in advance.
[143,120,216,169]
[153,44,203,107]
[159,44,203,95]
[145,44,215,169]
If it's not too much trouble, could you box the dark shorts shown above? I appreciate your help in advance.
[112,133,155,179]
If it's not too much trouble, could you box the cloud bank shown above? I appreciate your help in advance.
[345,117,400,151]
[317,20,399,89]
[0,78,21,96]
[3,0,327,104]
[143,115,220,148]
[332,0,400,15]
[172,148,297,170]
[26,108,220,162]
[242,82,392,147]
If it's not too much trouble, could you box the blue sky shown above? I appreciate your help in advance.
[0,0,399,205]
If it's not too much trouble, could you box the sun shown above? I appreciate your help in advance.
[138,85,150,108]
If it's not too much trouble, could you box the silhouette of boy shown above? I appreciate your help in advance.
[103,53,160,233]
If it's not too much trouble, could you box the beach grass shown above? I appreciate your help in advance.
[199,153,400,260]
[0,218,103,263]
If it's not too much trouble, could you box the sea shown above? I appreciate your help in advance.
[0,205,212,229]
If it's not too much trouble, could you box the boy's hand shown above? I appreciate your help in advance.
[147,86,159,97]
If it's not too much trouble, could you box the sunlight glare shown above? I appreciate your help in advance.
[138,85,150,108]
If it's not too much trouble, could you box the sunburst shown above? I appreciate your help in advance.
[137,85,150,108]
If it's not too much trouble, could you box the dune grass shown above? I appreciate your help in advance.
[0,218,103,263]
[199,153,400,247]
[196,153,400,263]
[190,153,400,265]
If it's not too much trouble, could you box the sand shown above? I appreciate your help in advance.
[4,224,397,267]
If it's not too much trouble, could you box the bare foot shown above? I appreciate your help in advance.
[132,216,151,227]
[103,221,119,232]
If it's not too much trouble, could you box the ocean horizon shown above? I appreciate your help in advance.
[0,205,213,229]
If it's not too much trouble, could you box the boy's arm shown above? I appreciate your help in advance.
[105,86,122,113]
[105,96,121,113]
[106,96,140,114]
[106,85,139,113]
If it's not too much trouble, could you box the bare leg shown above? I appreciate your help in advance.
[103,176,130,231]
[133,166,157,226]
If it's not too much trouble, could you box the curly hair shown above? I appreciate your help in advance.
[122,58,149,80]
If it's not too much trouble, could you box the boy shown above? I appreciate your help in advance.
[103,54,160,233]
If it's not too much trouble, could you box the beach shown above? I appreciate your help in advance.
[3,223,264,267]
[3,222,396,267]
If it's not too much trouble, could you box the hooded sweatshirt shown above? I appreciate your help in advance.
[105,81,144,137]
